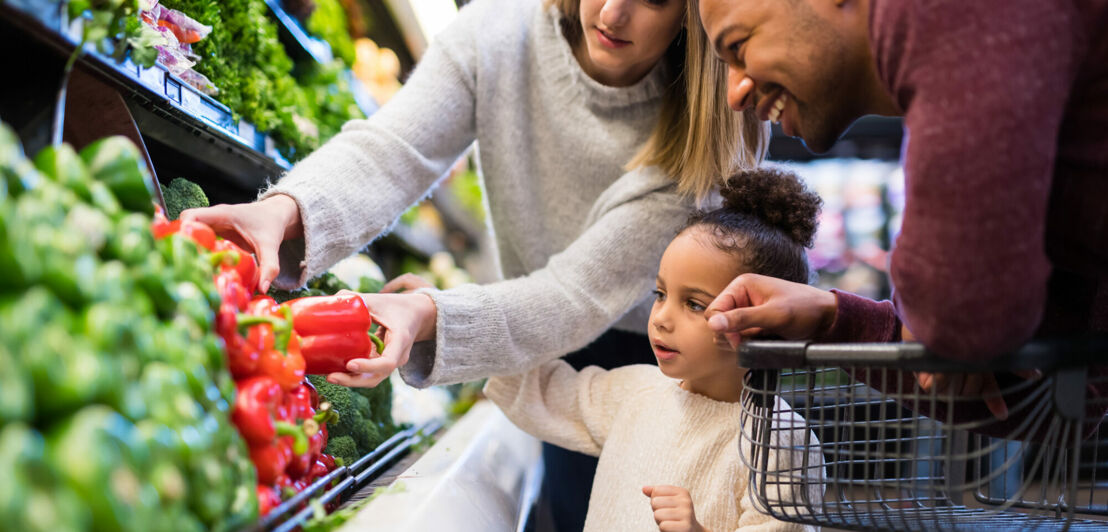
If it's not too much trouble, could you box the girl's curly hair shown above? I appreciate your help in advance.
[684,167,823,284]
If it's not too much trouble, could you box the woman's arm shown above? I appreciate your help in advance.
[247,2,490,289]
[391,166,693,387]
[483,362,657,456]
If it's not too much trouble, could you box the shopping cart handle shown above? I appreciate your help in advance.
[738,334,1108,371]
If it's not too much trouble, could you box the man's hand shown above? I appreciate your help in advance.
[915,370,1042,420]
[643,485,708,532]
[705,273,838,349]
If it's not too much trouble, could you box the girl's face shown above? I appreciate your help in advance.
[575,0,686,87]
[649,227,746,394]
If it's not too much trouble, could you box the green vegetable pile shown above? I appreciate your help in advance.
[306,0,356,66]
[160,0,364,161]
[0,123,256,532]
[162,177,209,220]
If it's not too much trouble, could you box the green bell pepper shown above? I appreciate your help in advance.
[0,423,92,532]
[25,322,123,419]
[0,124,40,197]
[0,345,33,423]
[33,144,93,202]
[79,136,155,216]
[47,405,159,532]
[105,212,154,266]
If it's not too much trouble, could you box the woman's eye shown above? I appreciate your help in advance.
[644,0,668,6]
[687,300,706,312]
[653,289,666,302]
[729,39,747,62]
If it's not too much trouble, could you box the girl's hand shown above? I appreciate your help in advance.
[325,290,438,388]
[705,273,838,349]
[180,194,303,293]
[642,485,708,532]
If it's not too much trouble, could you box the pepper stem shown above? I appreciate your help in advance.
[209,250,242,269]
[274,421,309,455]
[368,332,385,355]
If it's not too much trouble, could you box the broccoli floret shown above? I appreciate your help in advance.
[308,375,382,457]
[163,178,209,220]
[355,377,395,432]
[323,435,358,466]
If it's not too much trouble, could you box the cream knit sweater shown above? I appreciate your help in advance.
[260,0,697,388]
[485,363,824,531]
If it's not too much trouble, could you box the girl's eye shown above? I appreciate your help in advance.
[687,300,706,312]
[653,289,666,302]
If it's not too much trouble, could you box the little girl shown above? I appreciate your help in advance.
[485,168,825,532]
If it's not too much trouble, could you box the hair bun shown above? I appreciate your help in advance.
[720,167,822,248]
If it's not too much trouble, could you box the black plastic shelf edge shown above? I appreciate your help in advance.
[247,419,444,532]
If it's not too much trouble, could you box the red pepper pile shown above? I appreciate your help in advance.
[150,208,383,516]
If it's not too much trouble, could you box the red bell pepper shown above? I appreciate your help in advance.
[236,297,307,390]
[212,239,259,294]
[215,269,250,311]
[288,294,386,374]
[257,485,281,516]
[289,294,371,336]
[258,338,306,392]
[250,437,293,485]
[231,376,305,448]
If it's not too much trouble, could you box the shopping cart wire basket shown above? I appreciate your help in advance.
[738,335,1108,532]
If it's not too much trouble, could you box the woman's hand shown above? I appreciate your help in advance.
[325,290,438,388]
[381,272,435,293]
[180,194,303,293]
[642,485,708,532]
[705,273,838,349]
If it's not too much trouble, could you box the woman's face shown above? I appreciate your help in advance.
[575,0,686,87]
[649,228,745,386]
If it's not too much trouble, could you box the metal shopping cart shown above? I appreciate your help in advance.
[737,336,1108,531]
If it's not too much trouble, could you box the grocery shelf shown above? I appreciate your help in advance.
[1,0,292,195]
[248,418,444,532]
[335,401,541,532]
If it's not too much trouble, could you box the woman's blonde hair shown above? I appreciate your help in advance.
[545,0,769,202]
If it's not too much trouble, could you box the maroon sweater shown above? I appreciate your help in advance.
[825,0,1108,358]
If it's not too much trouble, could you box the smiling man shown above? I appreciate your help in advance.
[701,0,1108,362]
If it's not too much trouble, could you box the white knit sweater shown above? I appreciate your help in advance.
[260,0,697,387]
[485,363,824,532]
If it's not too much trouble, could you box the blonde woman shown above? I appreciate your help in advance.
[183,0,765,527]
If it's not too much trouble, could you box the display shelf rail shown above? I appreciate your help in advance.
[264,0,334,65]
[2,0,292,193]
[246,418,444,532]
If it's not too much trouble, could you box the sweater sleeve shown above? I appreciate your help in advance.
[257,2,484,289]
[874,1,1077,359]
[815,289,902,343]
[483,363,657,457]
[400,167,692,387]
[735,401,823,532]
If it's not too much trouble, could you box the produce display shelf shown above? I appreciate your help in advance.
[248,418,444,532]
[1,0,292,193]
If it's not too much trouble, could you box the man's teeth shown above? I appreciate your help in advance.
[768,93,787,124]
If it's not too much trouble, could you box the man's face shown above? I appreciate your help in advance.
[699,0,867,153]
